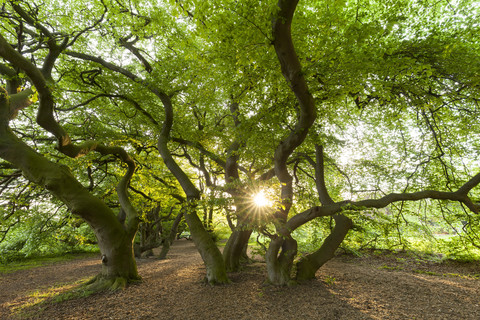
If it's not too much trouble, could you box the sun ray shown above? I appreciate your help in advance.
[253,190,271,207]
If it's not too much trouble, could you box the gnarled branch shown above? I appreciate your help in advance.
[272,0,317,222]
[0,34,138,232]
[285,172,480,233]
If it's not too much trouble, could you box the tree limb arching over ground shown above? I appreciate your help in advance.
[0,0,479,298]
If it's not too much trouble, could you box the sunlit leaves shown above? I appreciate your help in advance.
[1,0,479,261]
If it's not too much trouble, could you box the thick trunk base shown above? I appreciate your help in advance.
[84,273,141,292]
[95,233,141,288]
[296,215,352,282]
[223,229,252,272]
[84,244,141,292]
[265,236,297,286]
[184,208,229,285]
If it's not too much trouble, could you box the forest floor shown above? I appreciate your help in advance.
[1,239,480,320]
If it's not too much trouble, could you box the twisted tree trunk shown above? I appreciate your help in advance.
[222,102,253,272]
[265,0,317,285]
[0,29,141,290]
[0,90,140,289]
[296,215,352,282]
[223,227,252,272]
[157,93,229,284]
[265,236,298,286]
[159,210,184,260]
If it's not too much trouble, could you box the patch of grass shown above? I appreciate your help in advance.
[53,284,96,303]
[0,252,99,274]
[413,269,439,276]
[324,276,336,286]
[10,278,92,319]
[413,270,480,279]
[379,264,403,271]
[442,272,480,280]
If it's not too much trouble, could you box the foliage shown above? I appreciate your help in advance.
[0,252,98,274]
[0,0,479,281]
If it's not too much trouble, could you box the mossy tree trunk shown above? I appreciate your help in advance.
[265,235,298,286]
[159,209,184,259]
[0,29,141,290]
[183,202,229,284]
[295,215,352,282]
[157,92,229,284]
[91,229,140,290]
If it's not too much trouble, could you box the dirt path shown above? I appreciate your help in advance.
[1,240,479,319]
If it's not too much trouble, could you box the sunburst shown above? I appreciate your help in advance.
[252,190,272,208]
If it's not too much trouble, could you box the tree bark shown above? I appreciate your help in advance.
[92,231,140,290]
[157,94,229,284]
[159,210,184,259]
[265,0,317,285]
[222,102,253,272]
[295,215,353,282]
[0,90,139,289]
[265,235,297,286]
[184,202,229,284]
[223,227,252,272]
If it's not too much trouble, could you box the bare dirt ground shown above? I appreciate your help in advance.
[1,239,479,320]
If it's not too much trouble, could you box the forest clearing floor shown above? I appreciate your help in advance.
[1,239,480,320]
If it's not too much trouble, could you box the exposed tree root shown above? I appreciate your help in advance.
[83,274,142,292]
[203,274,231,286]
[262,278,297,287]
[295,215,353,282]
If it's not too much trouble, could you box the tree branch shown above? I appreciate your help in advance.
[157,94,200,200]
[65,50,171,110]
[314,145,334,205]
[10,1,68,80]
[67,0,108,47]
[272,0,316,180]
[119,36,153,73]
[171,137,227,169]
[272,0,317,222]
[285,173,480,233]
[225,101,242,190]
[0,34,138,233]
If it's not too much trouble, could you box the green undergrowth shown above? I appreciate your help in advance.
[342,246,480,264]
[0,251,99,274]
[366,248,480,280]
[379,266,480,279]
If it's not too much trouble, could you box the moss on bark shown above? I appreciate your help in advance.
[296,215,353,282]
[223,228,252,272]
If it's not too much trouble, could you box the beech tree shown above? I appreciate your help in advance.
[148,0,480,284]
[0,1,141,289]
[176,0,479,284]
[262,0,480,284]
[1,0,479,289]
